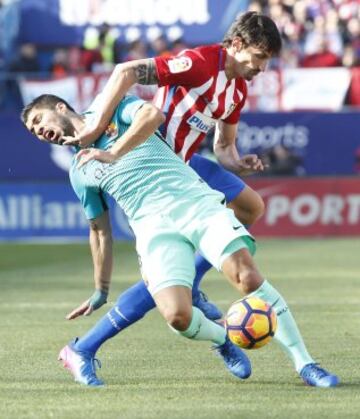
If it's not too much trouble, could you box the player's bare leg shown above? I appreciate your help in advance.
[192,186,265,319]
[227,185,265,227]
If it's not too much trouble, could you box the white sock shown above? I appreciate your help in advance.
[249,280,314,372]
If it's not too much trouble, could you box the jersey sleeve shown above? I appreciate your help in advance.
[222,104,242,124]
[115,95,146,125]
[154,49,211,87]
[69,166,108,220]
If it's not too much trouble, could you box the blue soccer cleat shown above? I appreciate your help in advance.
[300,363,339,388]
[214,335,252,379]
[58,339,104,387]
[193,290,223,321]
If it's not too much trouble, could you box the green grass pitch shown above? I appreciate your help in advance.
[1,238,360,419]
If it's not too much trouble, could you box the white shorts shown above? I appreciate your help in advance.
[130,194,253,296]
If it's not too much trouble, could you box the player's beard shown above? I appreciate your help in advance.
[59,114,76,137]
[54,114,77,144]
[244,67,260,81]
[234,59,259,81]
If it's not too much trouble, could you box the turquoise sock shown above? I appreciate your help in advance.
[249,280,314,372]
[171,307,226,345]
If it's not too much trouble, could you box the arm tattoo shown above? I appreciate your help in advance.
[134,60,159,85]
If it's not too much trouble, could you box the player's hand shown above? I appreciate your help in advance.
[237,154,266,176]
[76,149,116,168]
[62,125,100,147]
[66,289,108,320]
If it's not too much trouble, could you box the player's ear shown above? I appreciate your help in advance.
[55,102,67,114]
[231,37,244,52]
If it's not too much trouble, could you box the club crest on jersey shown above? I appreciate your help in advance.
[105,122,118,140]
[168,56,192,73]
[223,103,237,119]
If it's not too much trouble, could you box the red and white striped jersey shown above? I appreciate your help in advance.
[153,44,247,162]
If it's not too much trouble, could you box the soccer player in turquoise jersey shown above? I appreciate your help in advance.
[22,92,339,388]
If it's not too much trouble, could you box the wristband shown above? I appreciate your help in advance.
[89,289,108,310]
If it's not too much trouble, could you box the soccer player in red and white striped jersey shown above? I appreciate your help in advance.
[152,44,248,162]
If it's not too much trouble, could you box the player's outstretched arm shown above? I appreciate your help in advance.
[64,59,159,148]
[66,211,113,320]
[76,102,165,167]
[214,121,265,177]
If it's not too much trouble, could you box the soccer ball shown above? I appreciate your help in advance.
[225,297,277,349]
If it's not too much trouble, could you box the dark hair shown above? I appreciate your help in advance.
[21,94,75,124]
[222,11,282,56]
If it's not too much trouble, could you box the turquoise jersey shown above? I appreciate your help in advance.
[70,95,223,221]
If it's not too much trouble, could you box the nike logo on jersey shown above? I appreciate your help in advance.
[233,225,242,230]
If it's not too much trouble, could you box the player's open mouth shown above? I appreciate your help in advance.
[45,129,61,143]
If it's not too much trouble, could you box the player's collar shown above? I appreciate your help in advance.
[219,47,227,72]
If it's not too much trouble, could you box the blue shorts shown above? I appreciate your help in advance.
[189,154,246,203]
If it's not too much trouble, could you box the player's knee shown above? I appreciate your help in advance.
[164,307,191,331]
[231,191,265,226]
[251,195,265,223]
[244,194,265,225]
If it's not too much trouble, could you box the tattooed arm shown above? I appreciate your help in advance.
[95,58,159,127]
[64,59,159,147]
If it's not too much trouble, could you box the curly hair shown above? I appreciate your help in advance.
[222,11,282,56]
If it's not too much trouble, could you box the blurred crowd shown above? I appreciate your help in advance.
[2,23,189,77]
[0,0,359,111]
[1,0,359,77]
[251,0,360,69]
